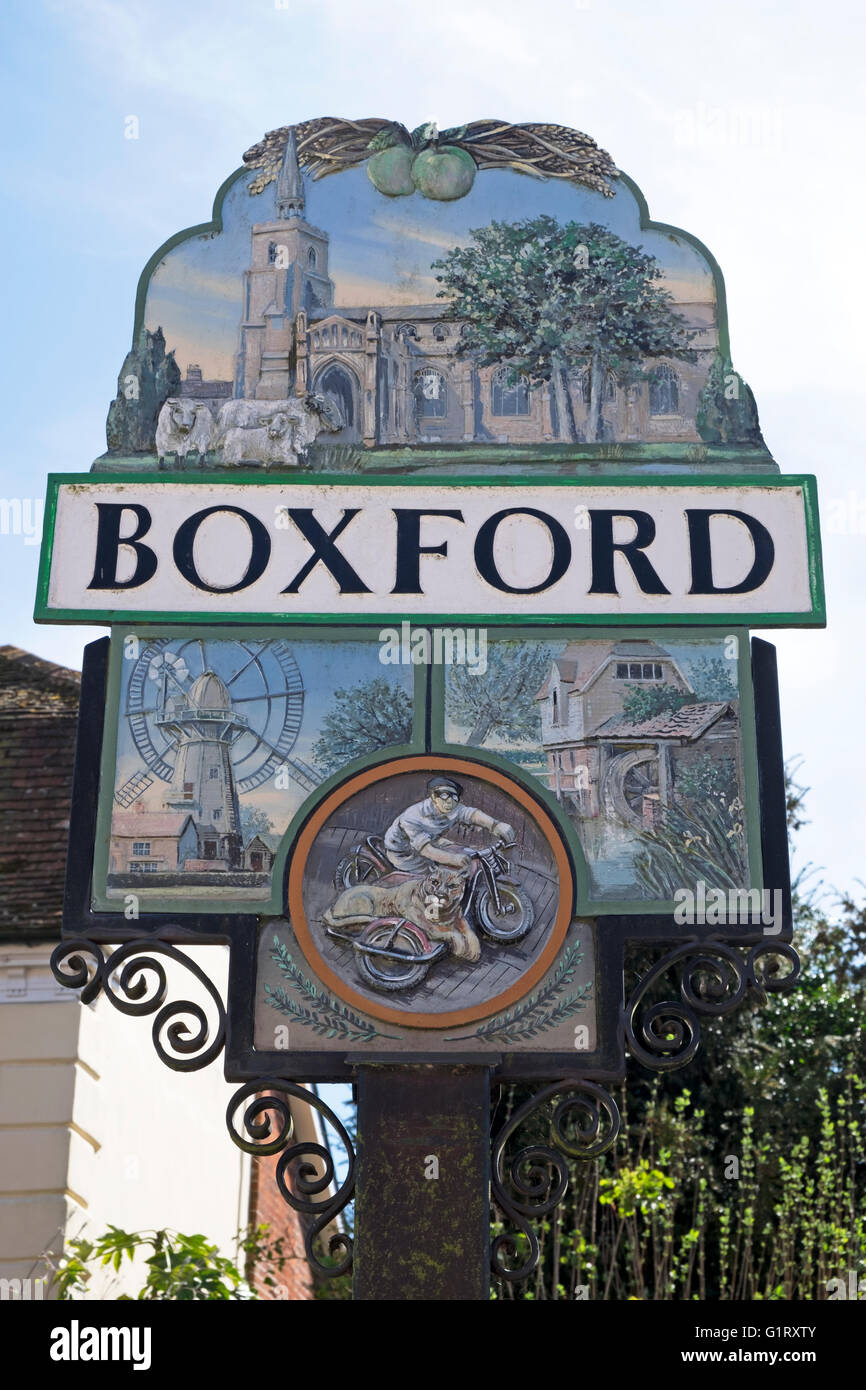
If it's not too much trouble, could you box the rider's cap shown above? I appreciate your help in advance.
[427,775,463,798]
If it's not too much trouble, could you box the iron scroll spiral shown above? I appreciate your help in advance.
[50,937,227,1071]
[623,938,801,1071]
[490,1079,621,1282]
[226,1080,356,1277]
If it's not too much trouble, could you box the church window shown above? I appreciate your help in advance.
[492,366,530,416]
[308,246,317,269]
[313,332,320,347]
[580,369,617,405]
[433,323,449,341]
[551,689,559,725]
[649,365,679,415]
[342,327,349,346]
[268,242,278,264]
[414,368,447,418]
[209,767,220,779]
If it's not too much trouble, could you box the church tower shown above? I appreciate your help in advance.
[235,128,334,401]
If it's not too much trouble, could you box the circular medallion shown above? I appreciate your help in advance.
[287,756,572,1028]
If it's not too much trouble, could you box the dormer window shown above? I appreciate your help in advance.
[615,661,664,680]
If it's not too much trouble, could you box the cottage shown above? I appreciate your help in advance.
[243,832,282,873]
[108,810,198,874]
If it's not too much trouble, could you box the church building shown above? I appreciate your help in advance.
[221,132,717,448]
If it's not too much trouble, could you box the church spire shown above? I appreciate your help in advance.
[276,127,305,220]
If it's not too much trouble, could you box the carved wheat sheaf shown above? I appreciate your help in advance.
[242,118,619,197]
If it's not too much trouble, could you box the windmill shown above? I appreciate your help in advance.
[116,638,319,865]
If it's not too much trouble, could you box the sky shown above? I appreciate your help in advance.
[144,156,712,380]
[2,0,865,908]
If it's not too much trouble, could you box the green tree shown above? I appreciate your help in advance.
[447,642,550,745]
[685,654,739,701]
[312,678,413,775]
[433,217,696,442]
[240,804,274,842]
[620,682,694,723]
[696,350,763,445]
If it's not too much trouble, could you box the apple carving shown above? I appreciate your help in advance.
[367,144,416,197]
[410,145,476,201]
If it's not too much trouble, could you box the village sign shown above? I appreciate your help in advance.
[38,117,819,1290]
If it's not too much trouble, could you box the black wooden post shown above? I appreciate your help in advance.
[353,1065,491,1300]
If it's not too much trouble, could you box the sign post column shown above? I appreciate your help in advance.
[354,1065,491,1301]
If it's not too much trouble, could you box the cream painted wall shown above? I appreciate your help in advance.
[0,943,251,1300]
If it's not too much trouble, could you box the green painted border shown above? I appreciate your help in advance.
[429,624,762,916]
[36,472,825,628]
[91,623,427,915]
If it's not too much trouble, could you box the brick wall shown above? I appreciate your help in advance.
[247,1151,315,1301]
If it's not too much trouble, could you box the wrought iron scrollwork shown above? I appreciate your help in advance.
[490,1079,620,1282]
[226,1079,356,1278]
[50,937,226,1071]
[623,938,800,1071]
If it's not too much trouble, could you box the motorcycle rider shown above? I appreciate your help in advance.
[383,775,514,875]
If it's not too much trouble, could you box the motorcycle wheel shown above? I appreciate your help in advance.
[476,885,534,942]
[333,852,382,890]
[356,921,432,993]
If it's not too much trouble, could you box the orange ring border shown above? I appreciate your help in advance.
[287,755,574,1029]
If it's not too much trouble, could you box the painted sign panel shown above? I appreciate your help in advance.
[101,120,768,471]
[91,624,762,918]
[38,475,823,626]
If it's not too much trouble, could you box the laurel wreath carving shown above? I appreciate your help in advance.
[265,935,397,1043]
[446,941,592,1043]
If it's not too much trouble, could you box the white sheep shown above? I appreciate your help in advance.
[155,399,214,462]
[218,410,297,467]
[214,395,345,467]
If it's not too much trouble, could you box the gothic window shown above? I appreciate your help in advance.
[308,246,317,269]
[396,323,419,342]
[342,327,349,346]
[551,689,559,725]
[414,368,447,418]
[433,323,449,341]
[491,366,530,417]
[580,370,617,405]
[268,242,278,264]
[649,365,679,415]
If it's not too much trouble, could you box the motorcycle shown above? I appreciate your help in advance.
[328,835,534,992]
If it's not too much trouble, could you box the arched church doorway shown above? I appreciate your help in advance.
[314,363,360,443]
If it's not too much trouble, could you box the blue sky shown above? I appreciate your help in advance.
[144,156,711,379]
[3,0,865,905]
